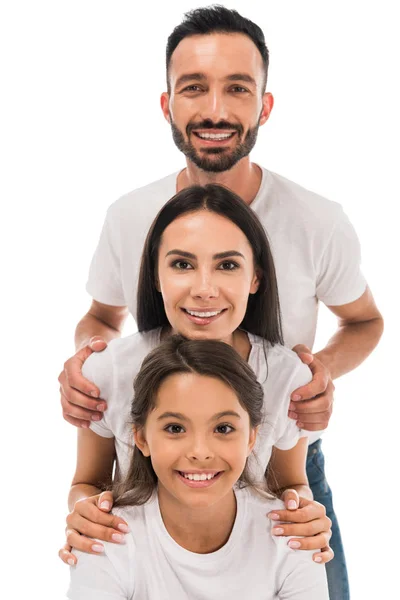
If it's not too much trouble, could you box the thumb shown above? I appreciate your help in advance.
[98,491,114,512]
[292,344,313,365]
[281,488,300,510]
[89,336,108,352]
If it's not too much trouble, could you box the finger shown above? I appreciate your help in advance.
[291,374,329,402]
[313,545,334,564]
[292,410,331,423]
[58,543,77,566]
[66,528,105,555]
[66,513,127,544]
[60,387,107,416]
[289,394,331,413]
[97,491,114,513]
[281,489,300,510]
[63,352,101,399]
[63,414,91,429]
[271,519,330,539]
[89,336,108,352]
[268,502,321,524]
[296,421,329,431]
[68,501,129,533]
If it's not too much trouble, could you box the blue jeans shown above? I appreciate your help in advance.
[306,439,350,600]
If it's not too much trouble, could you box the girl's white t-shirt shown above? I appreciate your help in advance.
[67,487,329,600]
[85,329,313,481]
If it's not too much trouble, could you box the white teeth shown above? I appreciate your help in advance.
[197,132,234,140]
[182,472,217,481]
[186,309,222,318]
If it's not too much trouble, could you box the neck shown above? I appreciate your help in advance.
[157,483,237,554]
[177,158,262,206]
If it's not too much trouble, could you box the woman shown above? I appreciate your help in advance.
[67,336,329,599]
[61,185,332,564]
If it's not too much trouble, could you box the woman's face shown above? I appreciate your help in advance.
[157,210,260,344]
[135,372,257,510]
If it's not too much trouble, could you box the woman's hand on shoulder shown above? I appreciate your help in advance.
[58,491,129,565]
[267,489,334,564]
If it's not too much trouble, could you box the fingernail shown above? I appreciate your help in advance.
[90,390,99,398]
[314,556,322,563]
[288,500,297,510]
[92,544,104,553]
[272,527,284,535]
[96,404,106,412]
[268,512,280,520]
[111,533,123,543]
[92,414,102,421]
[289,403,296,411]
[67,558,75,566]
[289,541,301,549]
[118,523,130,533]
[297,422,304,428]
[292,394,301,401]
[81,422,89,429]
[100,501,110,510]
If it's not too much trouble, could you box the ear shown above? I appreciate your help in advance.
[249,269,261,295]
[247,426,259,456]
[133,427,150,457]
[160,92,171,123]
[259,92,274,126]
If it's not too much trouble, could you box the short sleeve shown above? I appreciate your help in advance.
[273,362,312,451]
[316,207,367,306]
[67,545,132,600]
[276,546,329,599]
[86,204,127,306]
[83,349,115,439]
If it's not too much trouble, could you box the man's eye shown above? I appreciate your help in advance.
[172,260,193,270]
[231,86,248,93]
[183,85,202,92]
[216,424,234,434]
[165,424,185,434]
[218,261,239,271]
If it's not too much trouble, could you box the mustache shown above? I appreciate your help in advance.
[187,119,243,136]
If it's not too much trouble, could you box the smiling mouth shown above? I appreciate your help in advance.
[193,131,236,142]
[184,308,225,318]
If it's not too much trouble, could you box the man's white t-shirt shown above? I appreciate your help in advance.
[85,329,312,480]
[67,487,329,600]
[86,167,367,444]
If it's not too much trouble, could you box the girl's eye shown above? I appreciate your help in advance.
[215,424,234,435]
[218,261,239,271]
[172,260,193,270]
[165,424,185,434]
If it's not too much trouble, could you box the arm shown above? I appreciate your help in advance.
[290,287,383,430]
[266,439,333,564]
[60,428,129,566]
[59,300,128,428]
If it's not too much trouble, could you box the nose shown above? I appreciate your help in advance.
[186,434,214,462]
[190,269,219,300]
[200,88,229,123]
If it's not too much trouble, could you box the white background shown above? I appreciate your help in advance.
[1,1,398,598]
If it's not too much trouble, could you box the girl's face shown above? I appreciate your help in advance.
[157,210,260,344]
[135,372,257,510]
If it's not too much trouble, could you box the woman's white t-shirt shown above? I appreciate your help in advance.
[67,487,328,599]
[85,329,313,480]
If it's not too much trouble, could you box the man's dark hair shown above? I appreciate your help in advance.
[166,5,269,92]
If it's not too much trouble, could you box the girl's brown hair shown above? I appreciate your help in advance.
[113,335,270,507]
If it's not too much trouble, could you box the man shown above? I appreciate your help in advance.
[59,7,383,599]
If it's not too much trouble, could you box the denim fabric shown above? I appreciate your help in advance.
[306,439,350,600]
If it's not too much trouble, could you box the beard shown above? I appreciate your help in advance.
[170,116,261,173]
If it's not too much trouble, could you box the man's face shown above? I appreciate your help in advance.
[161,33,273,173]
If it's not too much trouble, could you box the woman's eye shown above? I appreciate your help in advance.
[218,261,239,271]
[216,424,234,435]
[172,260,193,270]
[165,424,185,434]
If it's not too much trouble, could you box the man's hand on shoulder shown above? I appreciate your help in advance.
[59,336,108,428]
[289,344,334,431]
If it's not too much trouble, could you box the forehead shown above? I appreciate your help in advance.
[160,210,253,252]
[169,32,264,85]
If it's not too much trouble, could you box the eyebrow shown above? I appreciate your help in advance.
[175,72,256,88]
[157,410,242,422]
[165,249,245,260]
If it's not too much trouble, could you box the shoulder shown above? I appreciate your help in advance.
[248,335,311,387]
[82,329,161,397]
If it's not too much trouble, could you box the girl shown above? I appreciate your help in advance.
[67,336,329,599]
[61,185,332,564]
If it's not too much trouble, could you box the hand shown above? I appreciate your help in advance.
[59,336,108,428]
[289,344,335,431]
[268,489,334,564]
[58,491,129,565]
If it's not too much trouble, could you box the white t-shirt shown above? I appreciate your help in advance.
[67,487,329,600]
[85,329,312,480]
